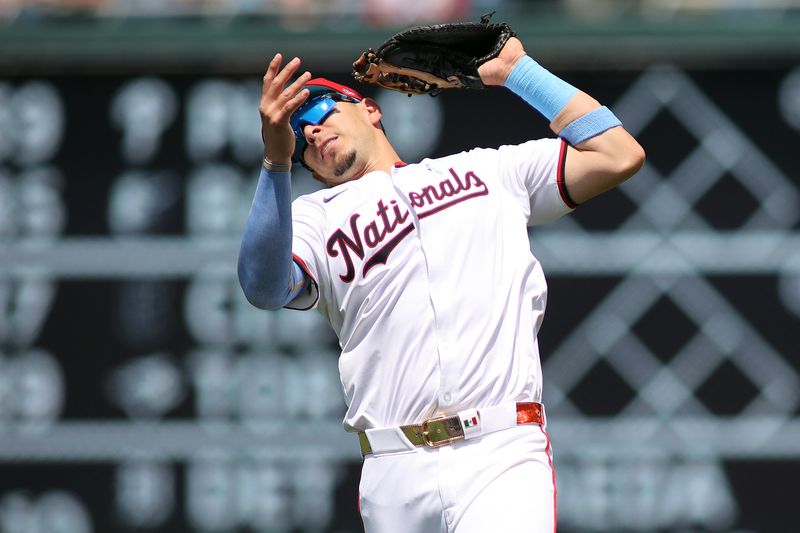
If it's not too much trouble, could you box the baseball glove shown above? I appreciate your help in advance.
[352,12,515,96]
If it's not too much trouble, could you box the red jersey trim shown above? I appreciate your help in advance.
[541,426,558,533]
[285,253,319,311]
[556,139,578,209]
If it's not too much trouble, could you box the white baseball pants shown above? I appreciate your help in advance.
[358,424,557,533]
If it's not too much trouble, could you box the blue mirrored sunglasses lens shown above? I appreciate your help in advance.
[290,93,359,164]
[290,95,336,138]
[291,95,338,163]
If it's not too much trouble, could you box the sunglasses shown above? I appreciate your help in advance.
[291,93,361,165]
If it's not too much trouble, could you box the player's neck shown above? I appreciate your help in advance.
[360,141,402,178]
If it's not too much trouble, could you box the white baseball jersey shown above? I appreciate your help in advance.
[288,138,573,432]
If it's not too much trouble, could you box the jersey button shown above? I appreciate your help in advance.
[443,393,452,403]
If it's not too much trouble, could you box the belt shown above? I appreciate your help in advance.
[357,402,544,456]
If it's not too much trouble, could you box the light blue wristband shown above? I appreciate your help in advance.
[558,106,622,146]
[504,55,578,122]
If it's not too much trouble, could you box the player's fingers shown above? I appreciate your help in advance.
[261,70,309,121]
[279,87,310,120]
[280,71,312,102]
[262,53,283,90]
[271,57,302,93]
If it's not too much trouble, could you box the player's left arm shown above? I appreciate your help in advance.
[479,37,645,205]
[550,92,645,204]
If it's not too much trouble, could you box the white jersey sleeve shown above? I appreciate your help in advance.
[496,137,575,225]
[286,195,326,311]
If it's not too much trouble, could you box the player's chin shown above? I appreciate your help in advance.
[317,150,358,186]
[309,149,359,187]
[333,150,357,178]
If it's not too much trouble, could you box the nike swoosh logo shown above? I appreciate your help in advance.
[323,190,348,203]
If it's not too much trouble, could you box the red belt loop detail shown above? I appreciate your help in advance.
[516,402,544,425]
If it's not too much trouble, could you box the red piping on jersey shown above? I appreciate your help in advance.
[357,493,365,532]
[292,253,316,283]
[542,426,558,533]
[556,139,578,209]
[288,253,319,311]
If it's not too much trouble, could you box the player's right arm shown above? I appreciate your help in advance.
[237,54,312,310]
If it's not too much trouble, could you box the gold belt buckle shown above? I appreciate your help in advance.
[421,414,464,448]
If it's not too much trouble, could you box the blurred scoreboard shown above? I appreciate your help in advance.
[1,66,799,532]
[0,73,359,533]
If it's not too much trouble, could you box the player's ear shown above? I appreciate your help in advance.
[362,97,383,127]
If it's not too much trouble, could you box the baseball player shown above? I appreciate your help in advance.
[238,36,644,533]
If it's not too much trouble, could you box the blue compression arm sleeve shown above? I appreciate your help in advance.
[238,165,308,310]
[504,55,578,122]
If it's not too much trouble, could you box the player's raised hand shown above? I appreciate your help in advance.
[259,53,311,164]
[477,36,526,87]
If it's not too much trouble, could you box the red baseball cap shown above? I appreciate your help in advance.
[304,77,363,101]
